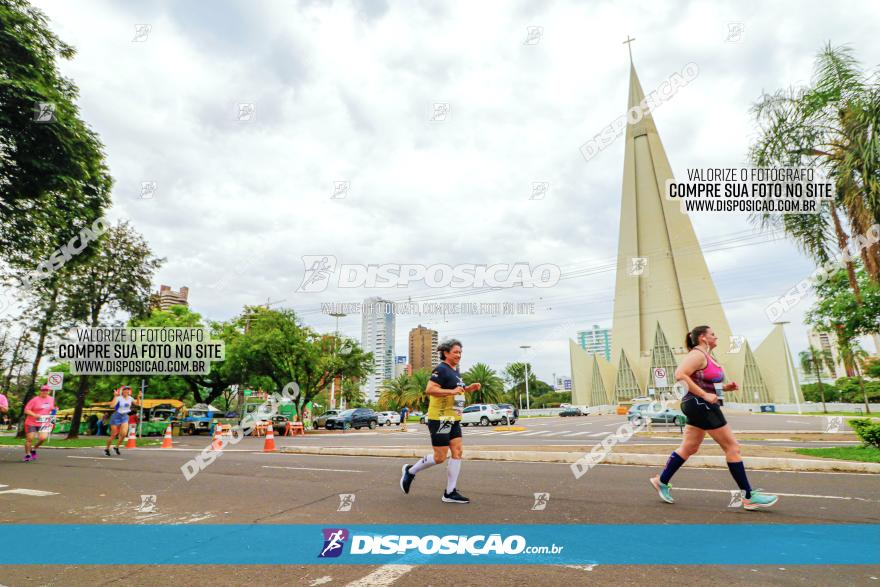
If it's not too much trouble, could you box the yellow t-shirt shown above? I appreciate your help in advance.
[426,361,465,421]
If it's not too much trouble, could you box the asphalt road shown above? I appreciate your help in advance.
[0,441,877,586]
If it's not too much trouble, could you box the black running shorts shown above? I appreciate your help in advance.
[427,419,462,447]
[680,397,727,430]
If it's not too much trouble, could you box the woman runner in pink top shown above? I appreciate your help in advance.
[649,325,779,510]
[23,385,55,462]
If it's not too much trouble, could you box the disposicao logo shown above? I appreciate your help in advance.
[318,528,349,558]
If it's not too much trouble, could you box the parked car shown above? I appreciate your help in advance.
[325,408,379,430]
[627,403,686,426]
[313,410,340,430]
[461,404,504,426]
[377,411,401,426]
[495,404,517,424]
[496,403,519,420]
[559,407,584,417]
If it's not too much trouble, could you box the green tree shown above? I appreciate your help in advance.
[379,374,410,411]
[463,363,504,405]
[231,307,373,415]
[799,345,836,412]
[63,221,163,438]
[0,0,112,264]
[749,43,880,292]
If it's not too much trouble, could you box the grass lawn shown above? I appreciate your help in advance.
[0,436,161,448]
[792,445,880,463]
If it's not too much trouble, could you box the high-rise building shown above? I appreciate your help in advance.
[577,325,612,362]
[570,58,797,408]
[806,329,848,378]
[361,297,395,401]
[409,325,439,371]
[150,284,189,310]
[394,356,409,377]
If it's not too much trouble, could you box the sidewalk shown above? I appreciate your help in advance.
[278,444,880,473]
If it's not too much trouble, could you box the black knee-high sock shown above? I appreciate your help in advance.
[727,461,752,499]
[659,451,686,484]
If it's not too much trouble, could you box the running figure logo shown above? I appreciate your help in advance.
[337,494,356,512]
[531,492,550,510]
[137,495,157,513]
[318,528,349,558]
[298,255,338,292]
[727,490,744,508]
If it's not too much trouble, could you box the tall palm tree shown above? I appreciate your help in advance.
[799,345,836,412]
[749,43,880,295]
[838,340,871,414]
[463,363,505,405]
[404,369,431,412]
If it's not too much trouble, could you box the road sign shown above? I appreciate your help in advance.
[47,372,64,390]
[652,367,668,388]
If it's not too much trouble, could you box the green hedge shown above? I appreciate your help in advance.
[849,419,880,449]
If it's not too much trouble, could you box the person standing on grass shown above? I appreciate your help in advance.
[23,385,55,462]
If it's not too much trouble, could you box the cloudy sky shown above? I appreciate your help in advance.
[32,0,880,383]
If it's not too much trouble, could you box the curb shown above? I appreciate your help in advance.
[277,446,880,473]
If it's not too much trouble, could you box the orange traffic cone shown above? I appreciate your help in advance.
[124,425,137,449]
[263,422,276,452]
[211,425,225,451]
[161,424,173,449]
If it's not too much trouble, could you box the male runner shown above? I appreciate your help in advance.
[399,339,480,503]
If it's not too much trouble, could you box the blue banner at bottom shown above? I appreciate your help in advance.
[0,525,876,565]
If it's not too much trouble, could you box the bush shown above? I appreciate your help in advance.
[849,418,880,449]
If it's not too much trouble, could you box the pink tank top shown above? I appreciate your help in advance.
[684,348,724,400]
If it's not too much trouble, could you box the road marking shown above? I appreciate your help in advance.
[564,432,594,437]
[674,487,877,502]
[310,578,333,586]
[346,564,414,587]
[590,432,609,437]
[0,488,58,496]
[603,422,621,427]
[67,456,124,460]
[262,465,365,473]
[522,431,551,436]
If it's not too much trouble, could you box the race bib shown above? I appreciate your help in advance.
[453,394,465,417]
[714,383,725,399]
[35,415,51,423]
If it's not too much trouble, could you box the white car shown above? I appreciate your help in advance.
[461,404,504,426]
[377,411,401,426]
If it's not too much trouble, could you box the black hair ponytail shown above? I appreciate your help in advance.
[685,325,710,350]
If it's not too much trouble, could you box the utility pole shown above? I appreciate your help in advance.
[520,345,531,412]
[329,312,347,410]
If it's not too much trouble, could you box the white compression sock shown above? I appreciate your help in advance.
[409,454,436,475]
[446,458,461,493]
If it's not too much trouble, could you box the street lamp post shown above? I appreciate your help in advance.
[520,345,531,412]
[329,312,347,411]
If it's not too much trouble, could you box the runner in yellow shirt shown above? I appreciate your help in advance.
[399,339,481,503]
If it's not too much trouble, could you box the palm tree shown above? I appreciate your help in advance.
[378,374,409,410]
[749,43,880,294]
[405,369,431,412]
[463,363,505,405]
[799,345,836,412]
[838,339,871,414]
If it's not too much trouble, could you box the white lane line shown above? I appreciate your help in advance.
[589,432,609,437]
[674,487,877,502]
[603,422,621,427]
[262,465,365,473]
[346,564,414,587]
[564,431,594,437]
[522,431,550,436]
[0,488,58,496]
[497,431,526,436]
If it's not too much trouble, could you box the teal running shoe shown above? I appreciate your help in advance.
[650,476,674,504]
[743,489,778,510]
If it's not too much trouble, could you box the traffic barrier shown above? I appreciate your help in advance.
[284,421,305,437]
[161,424,173,448]
[211,427,224,451]
[124,426,137,448]
[263,423,276,452]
